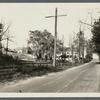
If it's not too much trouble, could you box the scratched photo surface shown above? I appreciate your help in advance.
[0,3,100,93]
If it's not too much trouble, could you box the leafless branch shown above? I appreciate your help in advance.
[2,23,11,36]
[79,21,93,27]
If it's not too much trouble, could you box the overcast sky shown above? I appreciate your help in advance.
[0,3,100,49]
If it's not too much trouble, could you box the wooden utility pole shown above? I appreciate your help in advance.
[6,31,9,56]
[45,8,67,67]
[6,37,9,55]
[78,25,85,63]
[5,31,14,56]
[82,32,84,63]
[62,35,64,55]
[68,35,71,62]
[78,25,81,63]
[0,23,3,54]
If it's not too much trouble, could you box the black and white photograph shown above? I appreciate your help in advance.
[0,3,100,94]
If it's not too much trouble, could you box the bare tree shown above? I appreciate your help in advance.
[0,21,11,54]
[79,10,96,62]
[4,30,14,56]
[68,33,76,63]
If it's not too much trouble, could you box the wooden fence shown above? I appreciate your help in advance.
[0,60,70,77]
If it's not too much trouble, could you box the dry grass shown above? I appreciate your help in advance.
[0,55,86,83]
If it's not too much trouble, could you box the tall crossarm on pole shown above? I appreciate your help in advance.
[45,14,67,18]
[45,8,67,67]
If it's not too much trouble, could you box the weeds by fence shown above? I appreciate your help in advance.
[0,54,84,83]
[0,59,74,83]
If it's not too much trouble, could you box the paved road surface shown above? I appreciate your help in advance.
[0,59,100,93]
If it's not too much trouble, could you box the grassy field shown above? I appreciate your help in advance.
[0,63,83,83]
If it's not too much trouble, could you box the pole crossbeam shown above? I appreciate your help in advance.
[45,8,67,67]
[45,14,67,18]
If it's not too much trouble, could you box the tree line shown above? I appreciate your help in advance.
[0,10,100,63]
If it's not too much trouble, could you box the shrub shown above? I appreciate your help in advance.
[85,53,93,63]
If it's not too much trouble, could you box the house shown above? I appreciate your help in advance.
[65,46,87,62]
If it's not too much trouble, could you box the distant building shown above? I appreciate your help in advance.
[65,46,87,62]
[16,47,27,54]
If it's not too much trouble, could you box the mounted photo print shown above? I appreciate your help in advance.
[0,3,100,97]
